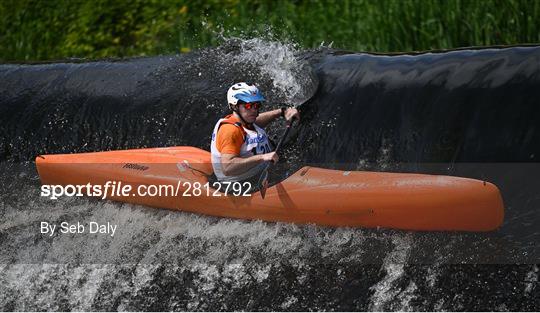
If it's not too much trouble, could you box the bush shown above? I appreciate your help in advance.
[1,0,539,61]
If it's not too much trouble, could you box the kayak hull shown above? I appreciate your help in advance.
[35,146,504,231]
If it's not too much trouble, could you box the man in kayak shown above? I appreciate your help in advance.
[210,82,299,190]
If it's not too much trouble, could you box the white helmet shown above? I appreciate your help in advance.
[227,82,265,109]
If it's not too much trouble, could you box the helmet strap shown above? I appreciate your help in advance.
[232,105,255,128]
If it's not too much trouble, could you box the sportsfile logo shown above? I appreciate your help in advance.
[40,181,132,200]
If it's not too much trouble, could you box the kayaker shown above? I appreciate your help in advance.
[210,82,299,190]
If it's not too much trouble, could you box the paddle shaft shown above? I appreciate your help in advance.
[257,119,296,196]
[265,118,296,171]
[274,119,295,154]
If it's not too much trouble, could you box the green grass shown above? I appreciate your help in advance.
[1,0,539,61]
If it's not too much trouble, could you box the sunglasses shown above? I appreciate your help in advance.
[239,101,262,110]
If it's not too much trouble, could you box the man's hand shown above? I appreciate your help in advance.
[261,151,279,164]
[284,107,300,122]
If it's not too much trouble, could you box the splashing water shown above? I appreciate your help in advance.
[226,38,313,105]
[204,36,318,106]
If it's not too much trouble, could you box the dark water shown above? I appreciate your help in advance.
[0,40,539,310]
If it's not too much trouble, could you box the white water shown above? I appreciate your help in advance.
[227,37,310,105]
[368,234,415,311]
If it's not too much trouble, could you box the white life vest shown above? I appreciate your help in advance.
[210,115,272,182]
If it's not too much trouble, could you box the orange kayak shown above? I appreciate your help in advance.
[35,146,504,231]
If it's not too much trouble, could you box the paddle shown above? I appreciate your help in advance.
[255,67,319,198]
[257,118,296,199]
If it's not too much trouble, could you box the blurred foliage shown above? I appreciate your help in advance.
[1,0,539,61]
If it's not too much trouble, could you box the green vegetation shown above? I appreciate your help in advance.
[1,0,539,61]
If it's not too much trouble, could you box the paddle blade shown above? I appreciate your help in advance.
[258,170,269,199]
[260,179,269,199]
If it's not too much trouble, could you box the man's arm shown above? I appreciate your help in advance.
[221,152,278,176]
[254,109,281,128]
[255,107,301,128]
[216,124,277,176]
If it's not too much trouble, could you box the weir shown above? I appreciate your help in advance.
[1,45,539,164]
